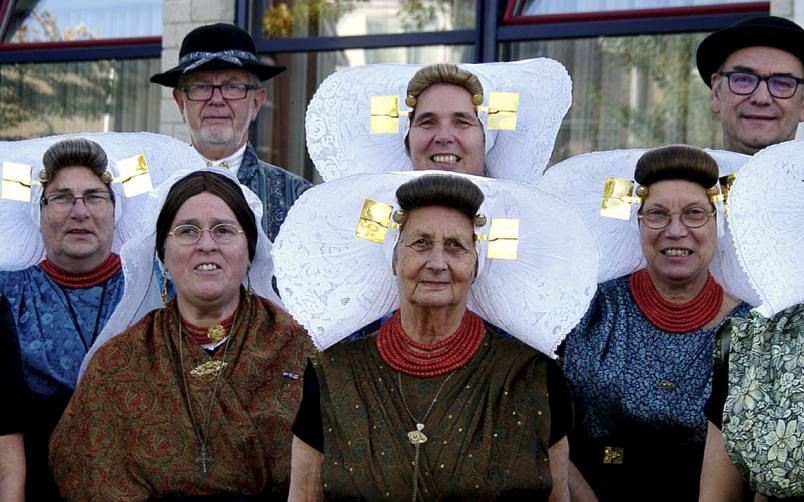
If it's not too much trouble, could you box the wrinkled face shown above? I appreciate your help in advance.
[173,68,266,158]
[639,180,717,288]
[711,46,804,154]
[163,192,250,313]
[394,206,477,311]
[408,84,486,176]
[40,166,115,273]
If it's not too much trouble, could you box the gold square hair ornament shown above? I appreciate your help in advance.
[370,95,405,134]
[115,154,153,198]
[486,218,519,260]
[484,92,519,131]
[1,161,34,202]
[355,199,395,244]
[600,177,640,221]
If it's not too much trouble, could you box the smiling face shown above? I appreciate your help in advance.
[40,166,115,274]
[639,180,717,292]
[407,84,486,176]
[163,192,250,316]
[711,46,804,154]
[394,205,477,313]
[173,68,266,160]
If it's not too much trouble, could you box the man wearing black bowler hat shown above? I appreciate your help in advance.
[697,15,804,155]
[151,23,310,241]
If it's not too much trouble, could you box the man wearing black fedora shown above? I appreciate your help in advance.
[151,23,310,241]
[697,15,804,155]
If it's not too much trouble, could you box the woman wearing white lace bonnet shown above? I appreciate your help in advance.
[305,58,571,182]
[538,145,755,500]
[275,171,597,500]
[51,167,314,499]
[700,139,804,501]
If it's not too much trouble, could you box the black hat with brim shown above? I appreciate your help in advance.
[150,23,286,88]
[696,16,804,88]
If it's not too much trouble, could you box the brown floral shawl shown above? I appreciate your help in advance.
[316,330,555,500]
[50,295,313,500]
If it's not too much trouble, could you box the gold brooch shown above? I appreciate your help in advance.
[190,360,229,380]
[207,324,225,342]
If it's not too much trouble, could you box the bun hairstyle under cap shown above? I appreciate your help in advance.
[634,144,719,190]
[155,171,258,262]
[395,174,484,224]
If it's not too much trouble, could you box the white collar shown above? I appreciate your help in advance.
[197,143,247,175]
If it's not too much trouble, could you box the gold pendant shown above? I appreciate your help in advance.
[190,360,229,380]
[207,324,225,342]
[407,423,427,445]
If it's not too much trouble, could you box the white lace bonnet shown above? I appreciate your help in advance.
[305,58,572,183]
[272,170,598,357]
[0,132,197,271]
[537,147,758,305]
[81,167,284,378]
[727,139,804,316]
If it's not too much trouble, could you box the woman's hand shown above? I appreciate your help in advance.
[567,460,598,502]
[289,435,324,502]
[0,433,24,502]
[700,421,752,501]
[548,436,570,502]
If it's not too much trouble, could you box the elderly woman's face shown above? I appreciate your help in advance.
[164,191,249,313]
[639,179,717,288]
[408,84,485,176]
[394,205,477,311]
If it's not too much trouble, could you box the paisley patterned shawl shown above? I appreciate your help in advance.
[316,330,555,500]
[0,266,124,397]
[50,294,314,500]
[723,303,804,498]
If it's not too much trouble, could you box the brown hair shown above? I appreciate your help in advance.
[395,174,484,223]
[635,144,719,189]
[155,171,257,261]
[406,63,483,110]
[41,138,110,186]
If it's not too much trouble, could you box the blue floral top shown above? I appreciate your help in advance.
[565,274,750,445]
[0,266,124,398]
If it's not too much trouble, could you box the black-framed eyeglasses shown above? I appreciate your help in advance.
[637,207,716,230]
[719,71,804,99]
[41,191,114,211]
[168,223,244,245]
[182,83,258,101]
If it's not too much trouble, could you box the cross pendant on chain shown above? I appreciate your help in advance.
[196,447,214,474]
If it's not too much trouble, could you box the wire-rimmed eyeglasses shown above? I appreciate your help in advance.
[168,223,244,245]
[637,207,716,230]
[182,83,258,101]
[719,71,804,99]
[41,191,114,212]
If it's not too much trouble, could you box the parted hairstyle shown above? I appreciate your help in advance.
[41,138,111,192]
[634,144,719,189]
[395,174,484,224]
[155,171,257,262]
[406,63,484,107]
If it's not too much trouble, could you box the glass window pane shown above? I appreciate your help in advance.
[4,0,162,43]
[500,33,721,164]
[0,58,161,139]
[255,0,476,39]
[517,0,763,16]
[253,45,473,180]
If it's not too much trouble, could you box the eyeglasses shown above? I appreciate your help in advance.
[41,191,114,211]
[637,207,716,230]
[168,223,244,245]
[182,83,258,101]
[719,71,804,99]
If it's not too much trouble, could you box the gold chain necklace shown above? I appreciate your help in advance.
[176,301,239,475]
[397,371,456,502]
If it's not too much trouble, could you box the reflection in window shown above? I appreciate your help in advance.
[0,58,161,139]
[518,0,761,16]
[253,45,473,180]
[257,0,475,39]
[3,0,162,43]
[501,33,721,164]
